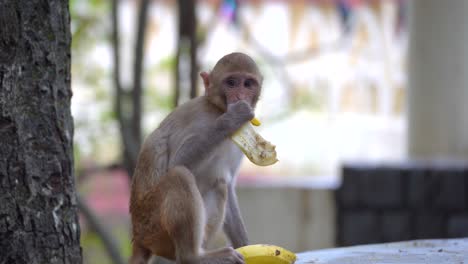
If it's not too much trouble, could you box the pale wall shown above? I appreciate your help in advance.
[237,187,336,252]
[408,0,468,158]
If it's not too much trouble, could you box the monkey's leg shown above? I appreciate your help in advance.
[202,178,228,249]
[161,166,244,264]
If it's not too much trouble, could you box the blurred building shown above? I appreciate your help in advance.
[73,1,468,262]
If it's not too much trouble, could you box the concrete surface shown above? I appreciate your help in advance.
[296,238,468,264]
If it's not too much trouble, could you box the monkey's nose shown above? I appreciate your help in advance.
[238,94,248,101]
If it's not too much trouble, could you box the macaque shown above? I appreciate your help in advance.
[129,53,263,264]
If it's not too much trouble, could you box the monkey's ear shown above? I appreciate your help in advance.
[200,72,210,92]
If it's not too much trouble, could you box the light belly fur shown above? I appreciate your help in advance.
[193,140,243,245]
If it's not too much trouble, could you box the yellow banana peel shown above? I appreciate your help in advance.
[250,117,261,126]
[236,244,296,264]
[231,118,278,166]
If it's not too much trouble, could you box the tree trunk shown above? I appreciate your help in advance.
[112,0,149,177]
[174,0,198,107]
[0,1,82,263]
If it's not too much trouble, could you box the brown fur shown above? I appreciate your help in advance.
[130,53,261,264]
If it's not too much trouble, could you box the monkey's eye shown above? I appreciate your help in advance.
[244,79,254,89]
[225,78,237,88]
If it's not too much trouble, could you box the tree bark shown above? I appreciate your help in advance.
[0,1,82,263]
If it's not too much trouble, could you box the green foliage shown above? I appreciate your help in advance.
[81,225,132,264]
[100,109,117,123]
[146,86,174,112]
[71,0,115,165]
[145,55,177,111]
[73,143,82,173]
[158,55,177,71]
[291,87,323,111]
[114,227,132,259]
[70,0,109,51]
[81,231,111,264]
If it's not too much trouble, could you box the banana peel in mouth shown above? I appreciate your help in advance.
[236,244,296,264]
[231,118,278,166]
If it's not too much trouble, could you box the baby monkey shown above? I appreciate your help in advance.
[130,53,263,264]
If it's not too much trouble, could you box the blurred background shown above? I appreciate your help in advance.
[71,0,468,263]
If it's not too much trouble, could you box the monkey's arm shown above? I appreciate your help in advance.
[170,131,225,170]
[223,184,249,248]
[170,101,253,169]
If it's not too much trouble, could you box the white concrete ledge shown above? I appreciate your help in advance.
[296,238,468,264]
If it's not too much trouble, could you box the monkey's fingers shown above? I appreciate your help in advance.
[231,123,278,166]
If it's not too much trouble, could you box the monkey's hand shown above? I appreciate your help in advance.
[216,100,254,135]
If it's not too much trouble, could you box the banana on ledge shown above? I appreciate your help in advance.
[231,118,278,166]
[236,244,296,264]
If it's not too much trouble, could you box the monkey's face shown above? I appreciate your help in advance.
[201,53,263,111]
[220,72,261,108]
